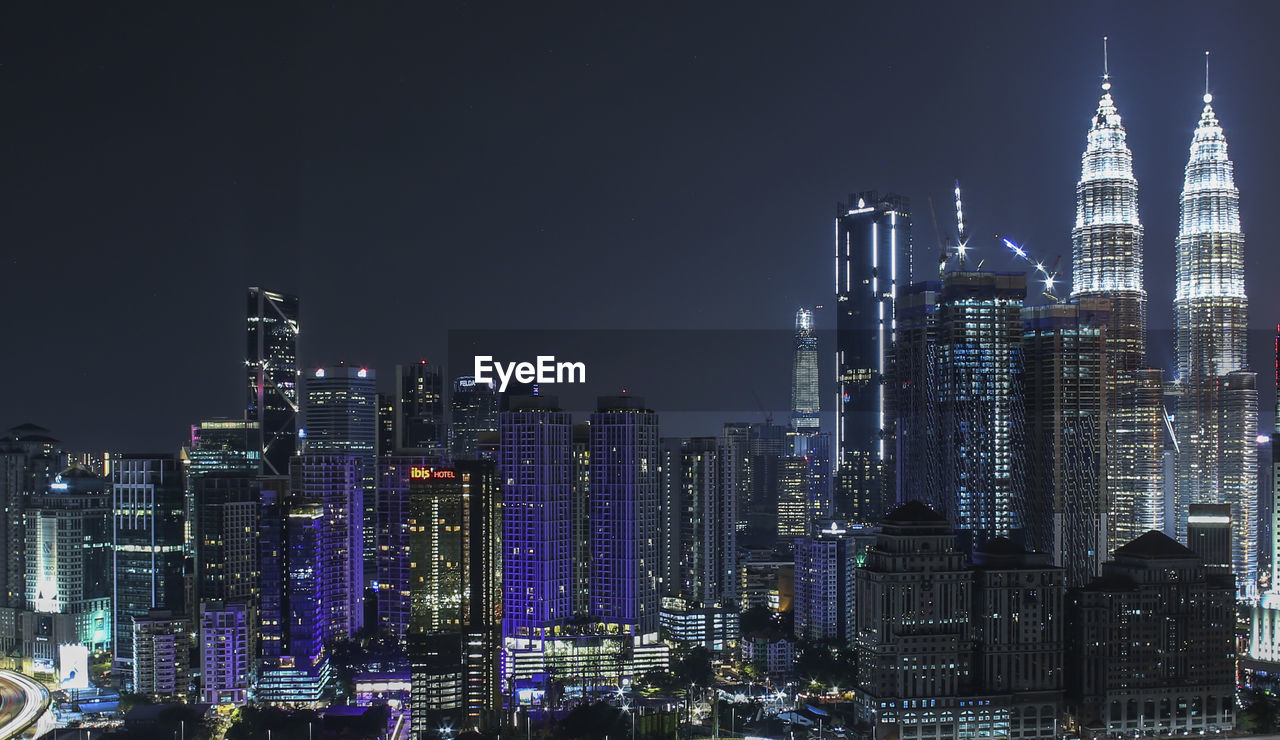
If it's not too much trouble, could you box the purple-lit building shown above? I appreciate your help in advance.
[375,455,442,640]
[500,396,574,684]
[293,454,364,640]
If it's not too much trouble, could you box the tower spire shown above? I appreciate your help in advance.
[1102,36,1110,91]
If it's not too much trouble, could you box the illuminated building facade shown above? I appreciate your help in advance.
[132,609,192,700]
[1019,301,1108,587]
[293,454,364,640]
[193,473,259,605]
[186,419,260,478]
[247,287,300,477]
[1066,531,1236,736]
[776,456,808,540]
[934,271,1026,544]
[791,308,820,432]
[793,521,863,647]
[835,192,911,524]
[1,424,67,610]
[200,599,252,706]
[1070,72,1166,556]
[588,396,664,671]
[891,282,939,510]
[24,466,111,652]
[406,462,501,732]
[305,365,377,581]
[376,455,441,640]
[112,455,186,668]
[1173,88,1256,596]
[659,437,737,608]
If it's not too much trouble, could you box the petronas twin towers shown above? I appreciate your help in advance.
[1071,50,1256,596]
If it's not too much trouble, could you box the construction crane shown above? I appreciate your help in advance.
[1001,236,1064,303]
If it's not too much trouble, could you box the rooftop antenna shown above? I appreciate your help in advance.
[1204,50,1212,103]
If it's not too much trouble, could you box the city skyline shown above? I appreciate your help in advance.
[6,3,1280,452]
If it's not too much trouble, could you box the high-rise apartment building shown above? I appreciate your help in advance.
[835,193,911,524]
[192,473,259,605]
[132,609,192,700]
[791,308,820,432]
[112,455,185,667]
[793,521,861,646]
[292,455,364,639]
[659,437,737,608]
[1173,87,1256,596]
[589,396,662,658]
[1020,301,1108,587]
[200,600,252,706]
[247,288,300,477]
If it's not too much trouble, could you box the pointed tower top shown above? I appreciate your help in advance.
[1203,50,1212,104]
[1101,36,1111,92]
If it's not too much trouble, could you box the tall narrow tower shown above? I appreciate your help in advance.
[247,288,300,477]
[1069,46,1164,550]
[1174,67,1255,596]
[791,308,820,432]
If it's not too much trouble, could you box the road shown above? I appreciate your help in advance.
[0,671,49,740]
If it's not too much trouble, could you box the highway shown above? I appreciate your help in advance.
[0,671,49,740]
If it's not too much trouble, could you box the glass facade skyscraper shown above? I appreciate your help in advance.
[835,192,911,524]
[450,376,498,461]
[396,362,445,451]
[791,308,819,432]
[246,288,300,477]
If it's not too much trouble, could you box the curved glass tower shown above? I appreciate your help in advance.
[1174,85,1256,597]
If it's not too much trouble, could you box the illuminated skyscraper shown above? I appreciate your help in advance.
[450,376,498,461]
[1173,80,1256,595]
[835,193,911,523]
[1069,62,1164,554]
[247,288,299,477]
[934,271,1026,544]
[791,308,819,432]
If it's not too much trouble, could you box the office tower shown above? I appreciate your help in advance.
[376,393,396,459]
[376,455,441,640]
[1070,67,1165,558]
[934,271,1026,544]
[793,521,859,646]
[1,424,67,609]
[791,308,820,432]
[293,454,364,639]
[247,288,300,477]
[1066,531,1236,735]
[132,609,192,700]
[192,473,259,604]
[1273,327,1280,591]
[1019,301,1108,587]
[659,440,737,605]
[258,495,332,702]
[396,362,445,451]
[450,376,498,461]
[305,365,378,582]
[186,419,260,478]
[1187,503,1232,570]
[499,396,574,679]
[1174,86,1255,596]
[855,502,1065,737]
[25,465,112,652]
[835,193,911,524]
[589,396,661,657]
[112,455,185,667]
[200,600,252,705]
[892,282,940,508]
[659,437,738,652]
[776,457,808,541]
[406,462,501,732]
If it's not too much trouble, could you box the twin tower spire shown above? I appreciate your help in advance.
[1069,38,1254,596]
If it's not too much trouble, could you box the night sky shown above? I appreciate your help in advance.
[6,2,1279,452]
